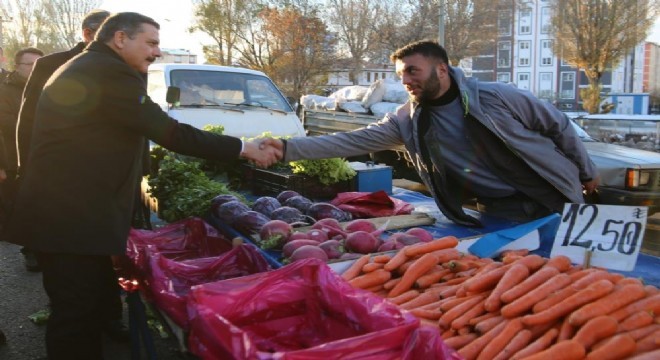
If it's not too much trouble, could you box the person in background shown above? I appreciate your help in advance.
[4,12,280,359]
[0,47,43,235]
[262,40,598,226]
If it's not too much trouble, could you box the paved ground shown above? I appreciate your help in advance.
[0,240,189,360]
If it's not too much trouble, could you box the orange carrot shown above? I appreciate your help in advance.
[458,321,507,360]
[585,334,636,360]
[522,279,614,327]
[492,329,533,360]
[618,310,655,333]
[528,320,561,341]
[387,289,419,304]
[476,318,524,360]
[365,284,384,293]
[414,267,452,288]
[383,247,410,271]
[400,292,440,310]
[419,318,439,328]
[451,297,486,330]
[455,268,478,278]
[634,329,660,354]
[644,285,659,295]
[473,261,504,276]
[510,328,558,360]
[388,253,439,297]
[500,249,530,258]
[429,248,463,263]
[441,328,456,339]
[404,236,459,257]
[397,259,417,274]
[348,269,391,289]
[565,264,584,275]
[383,277,401,290]
[474,315,505,335]
[457,326,472,335]
[532,284,579,313]
[627,349,660,360]
[573,315,618,349]
[440,295,472,311]
[501,273,571,318]
[516,339,585,360]
[557,316,576,342]
[409,308,443,320]
[484,263,530,312]
[622,323,660,341]
[341,254,370,281]
[568,284,647,327]
[543,255,572,272]
[501,266,559,304]
[469,312,498,327]
[443,333,478,351]
[615,277,644,287]
[571,269,611,290]
[462,265,509,293]
[361,262,384,273]
[372,254,391,263]
[609,293,660,322]
[438,294,485,329]
[512,254,547,272]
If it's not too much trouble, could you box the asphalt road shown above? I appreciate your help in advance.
[0,240,189,360]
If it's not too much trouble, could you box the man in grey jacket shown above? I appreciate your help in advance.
[264,40,598,226]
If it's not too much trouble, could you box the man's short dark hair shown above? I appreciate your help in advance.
[82,9,111,32]
[14,47,44,66]
[95,12,160,43]
[390,40,449,65]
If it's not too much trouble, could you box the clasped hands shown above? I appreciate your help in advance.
[240,138,285,168]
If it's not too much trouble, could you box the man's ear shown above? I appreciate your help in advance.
[82,28,95,43]
[112,31,127,49]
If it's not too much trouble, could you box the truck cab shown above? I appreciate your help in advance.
[147,63,306,139]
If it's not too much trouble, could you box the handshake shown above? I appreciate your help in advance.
[240,138,285,168]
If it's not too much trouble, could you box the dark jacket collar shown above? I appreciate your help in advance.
[85,41,129,65]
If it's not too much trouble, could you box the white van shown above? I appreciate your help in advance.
[147,63,306,139]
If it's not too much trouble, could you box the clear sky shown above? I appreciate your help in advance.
[101,0,660,60]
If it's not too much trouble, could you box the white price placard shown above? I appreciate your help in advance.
[550,203,648,271]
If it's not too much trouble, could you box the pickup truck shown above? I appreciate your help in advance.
[147,63,306,139]
[301,108,660,214]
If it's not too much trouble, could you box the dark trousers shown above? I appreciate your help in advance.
[36,251,122,360]
[477,192,555,223]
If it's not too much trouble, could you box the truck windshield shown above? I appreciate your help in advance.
[169,69,293,112]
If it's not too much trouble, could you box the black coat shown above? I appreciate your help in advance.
[16,42,87,176]
[6,41,242,255]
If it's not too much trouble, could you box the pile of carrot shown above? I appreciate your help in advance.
[341,236,660,360]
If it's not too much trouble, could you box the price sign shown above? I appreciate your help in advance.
[550,203,648,271]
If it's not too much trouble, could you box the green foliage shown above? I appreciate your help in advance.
[147,154,243,223]
[289,158,356,185]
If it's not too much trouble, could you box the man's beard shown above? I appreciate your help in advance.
[411,68,442,103]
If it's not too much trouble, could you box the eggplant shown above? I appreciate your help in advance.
[251,196,281,218]
[306,202,352,222]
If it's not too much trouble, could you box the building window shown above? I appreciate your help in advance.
[560,71,576,99]
[520,41,530,50]
[367,72,371,82]
[520,58,530,66]
[519,9,532,35]
[374,72,379,81]
[518,41,531,67]
[540,40,553,66]
[174,55,182,63]
[498,10,512,36]
[517,72,530,90]
[382,72,387,79]
[540,7,552,34]
[497,72,511,83]
[497,41,511,68]
[189,55,197,64]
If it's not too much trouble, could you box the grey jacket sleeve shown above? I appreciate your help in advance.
[285,113,406,161]
[497,85,598,181]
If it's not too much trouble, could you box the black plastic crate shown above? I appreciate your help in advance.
[242,164,354,200]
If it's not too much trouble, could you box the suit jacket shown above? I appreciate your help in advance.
[0,71,26,171]
[16,42,87,177]
[6,41,242,255]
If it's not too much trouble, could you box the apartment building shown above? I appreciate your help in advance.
[470,0,654,113]
[154,48,198,65]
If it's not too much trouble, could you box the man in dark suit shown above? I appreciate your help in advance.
[6,12,280,359]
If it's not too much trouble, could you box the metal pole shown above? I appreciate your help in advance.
[438,0,445,46]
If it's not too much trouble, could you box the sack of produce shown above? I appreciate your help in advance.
[331,191,414,218]
[187,258,459,360]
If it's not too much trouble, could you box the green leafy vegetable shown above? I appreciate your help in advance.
[289,158,356,185]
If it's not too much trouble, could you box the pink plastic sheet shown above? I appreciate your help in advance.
[187,258,461,360]
[330,191,414,218]
[145,244,271,329]
[126,217,230,273]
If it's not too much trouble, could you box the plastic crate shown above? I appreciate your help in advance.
[242,164,354,200]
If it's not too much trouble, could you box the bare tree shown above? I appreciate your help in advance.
[552,0,660,113]
[190,0,253,65]
[325,0,381,84]
[43,0,100,49]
